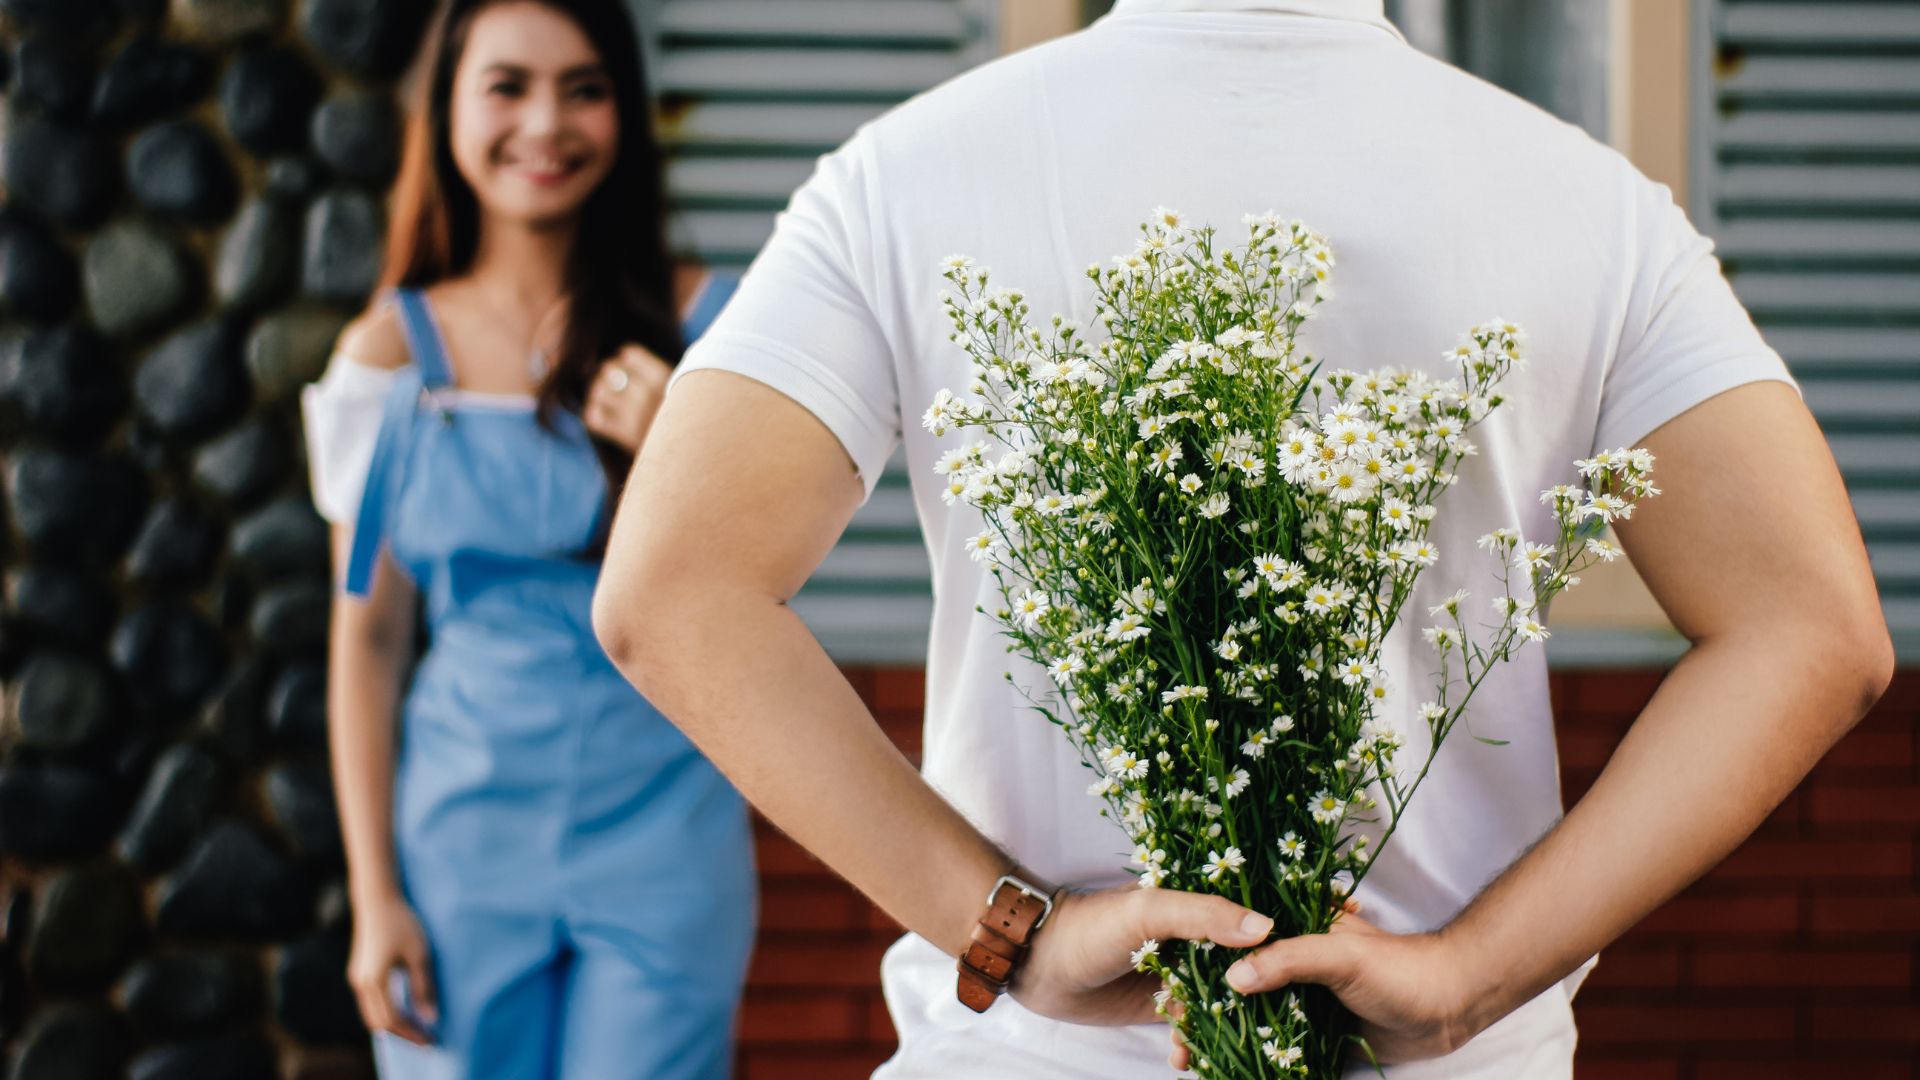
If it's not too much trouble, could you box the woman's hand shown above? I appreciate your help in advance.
[1168,904,1477,1072]
[583,344,674,453]
[346,889,438,1046]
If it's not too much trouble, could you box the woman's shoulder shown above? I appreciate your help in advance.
[336,299,412,372]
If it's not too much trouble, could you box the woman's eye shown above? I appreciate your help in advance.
[487,81,524,97]
[569,82,611,102]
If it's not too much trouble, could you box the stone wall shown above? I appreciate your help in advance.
[0,1,434,1076]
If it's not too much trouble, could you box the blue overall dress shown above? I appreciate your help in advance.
[343,284,754,1079]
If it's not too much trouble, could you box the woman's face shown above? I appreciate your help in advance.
[448,1,619,228]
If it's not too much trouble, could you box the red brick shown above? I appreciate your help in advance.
[1809,1005,1920,1044]
[1575,1004,1795,1045]
[1710,838,1913,881]
[747,941,893,988]
[862,900,905,934]
[1808,786,1920,826]
[1815,727,1915,770]
[837,666,876,707]
[760,883,865,933]
[1550,673,1567,718]
[1632,894,1799,936]
[871,667,925,711]
[740,1047,893,1080]
[1582,946,1681,990]
[1809,895,1920,935]
[1866,670,1920,711]
[1568,671,1667,716]
[1693,1059,1914,1080]
[1574,1060,1679,1080]
[755,829,836,880]
[1693,946,1912,988]
[1557,728,1626,771]
[738,993,865,1042]
[866,996,898,1042]
[872,709,922,758]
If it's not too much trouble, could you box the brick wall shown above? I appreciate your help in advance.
[735,668,1920,1079]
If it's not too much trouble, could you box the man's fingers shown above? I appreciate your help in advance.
[1133,889,1273,949]
[1224,930,1354,995]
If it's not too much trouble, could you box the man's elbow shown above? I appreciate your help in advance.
[1848,617,1898,714]
[591,569,668,690]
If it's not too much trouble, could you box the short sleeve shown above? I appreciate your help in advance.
[300,356,399,525]
[666,135,901,500]
[1593,175,1802,454]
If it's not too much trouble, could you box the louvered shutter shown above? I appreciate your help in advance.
[640,1,999,661]
[1694,0,1920,660]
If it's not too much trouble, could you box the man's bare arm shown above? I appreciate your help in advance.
[1225,381,1895,1052]
[593,370,1279,1028]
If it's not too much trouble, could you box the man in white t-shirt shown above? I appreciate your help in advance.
[590,2,1893,1076]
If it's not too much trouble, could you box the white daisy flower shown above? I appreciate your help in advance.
[1203,847,1246,882]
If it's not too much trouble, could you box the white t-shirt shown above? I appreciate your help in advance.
[667,2,1800,1075]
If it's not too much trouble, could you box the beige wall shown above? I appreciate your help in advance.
[1552,0,1692,632]
[1001,0,1081,53]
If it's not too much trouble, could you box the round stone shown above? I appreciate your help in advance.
[196,658,270,763]
[244,306,349,401]
[301,188,384,305]
[156,821,309,939]
[121,948,263,1039]
[82,218,197,341]
[134,317,249,442]
[250,581,330,655]
[25,863,144,992]
[8,1003,128,1080]
[9,651,116,750]
[127,498,221,584]
[274,930,361,1045]
[265,759,341,866]
[310,90,397,183]
[116,742,223,874]
[9,564,116,642]
[215,196,299,312]
[263,156,325,203]
[128,1033,277,1080]
[173,0,286,42]
[14,36,93,122]
[5,448,148,564]
[266,661,326,749]
[300,0,434,81]
[127,120,237,226]
[232,495,330,580]
[0,0,120,38]
[191,412,289,507]
[110,602,225,711]
[3,117,117,227]
[0,323,124,447]
[0,208,80,321]
[219,45,319,157]
[92,35,211,129]
[0,765,119,860]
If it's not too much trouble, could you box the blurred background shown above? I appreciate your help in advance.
[0,1,1912,1077]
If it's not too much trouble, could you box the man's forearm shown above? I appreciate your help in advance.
[1439,621,1891,1036]
[600,581,1015,958]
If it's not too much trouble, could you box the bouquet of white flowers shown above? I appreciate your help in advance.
[926,209,1659,1077]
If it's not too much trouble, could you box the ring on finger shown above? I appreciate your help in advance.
[606,365,630,393]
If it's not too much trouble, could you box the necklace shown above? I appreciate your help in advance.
[464,280,566,384]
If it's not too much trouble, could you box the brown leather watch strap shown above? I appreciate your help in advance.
[956,878,1053,1013]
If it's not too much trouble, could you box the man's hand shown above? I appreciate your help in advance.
[1011,886,1275,1025]
[1165,905,1473,1072]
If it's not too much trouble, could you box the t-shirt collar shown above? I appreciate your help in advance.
[1105,0,1405,43]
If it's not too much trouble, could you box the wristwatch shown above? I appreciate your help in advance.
[956,873,1057,1013]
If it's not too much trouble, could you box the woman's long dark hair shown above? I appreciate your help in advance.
[380,0,681,524]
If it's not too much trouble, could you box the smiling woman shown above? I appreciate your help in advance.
[298,2,756,1078]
